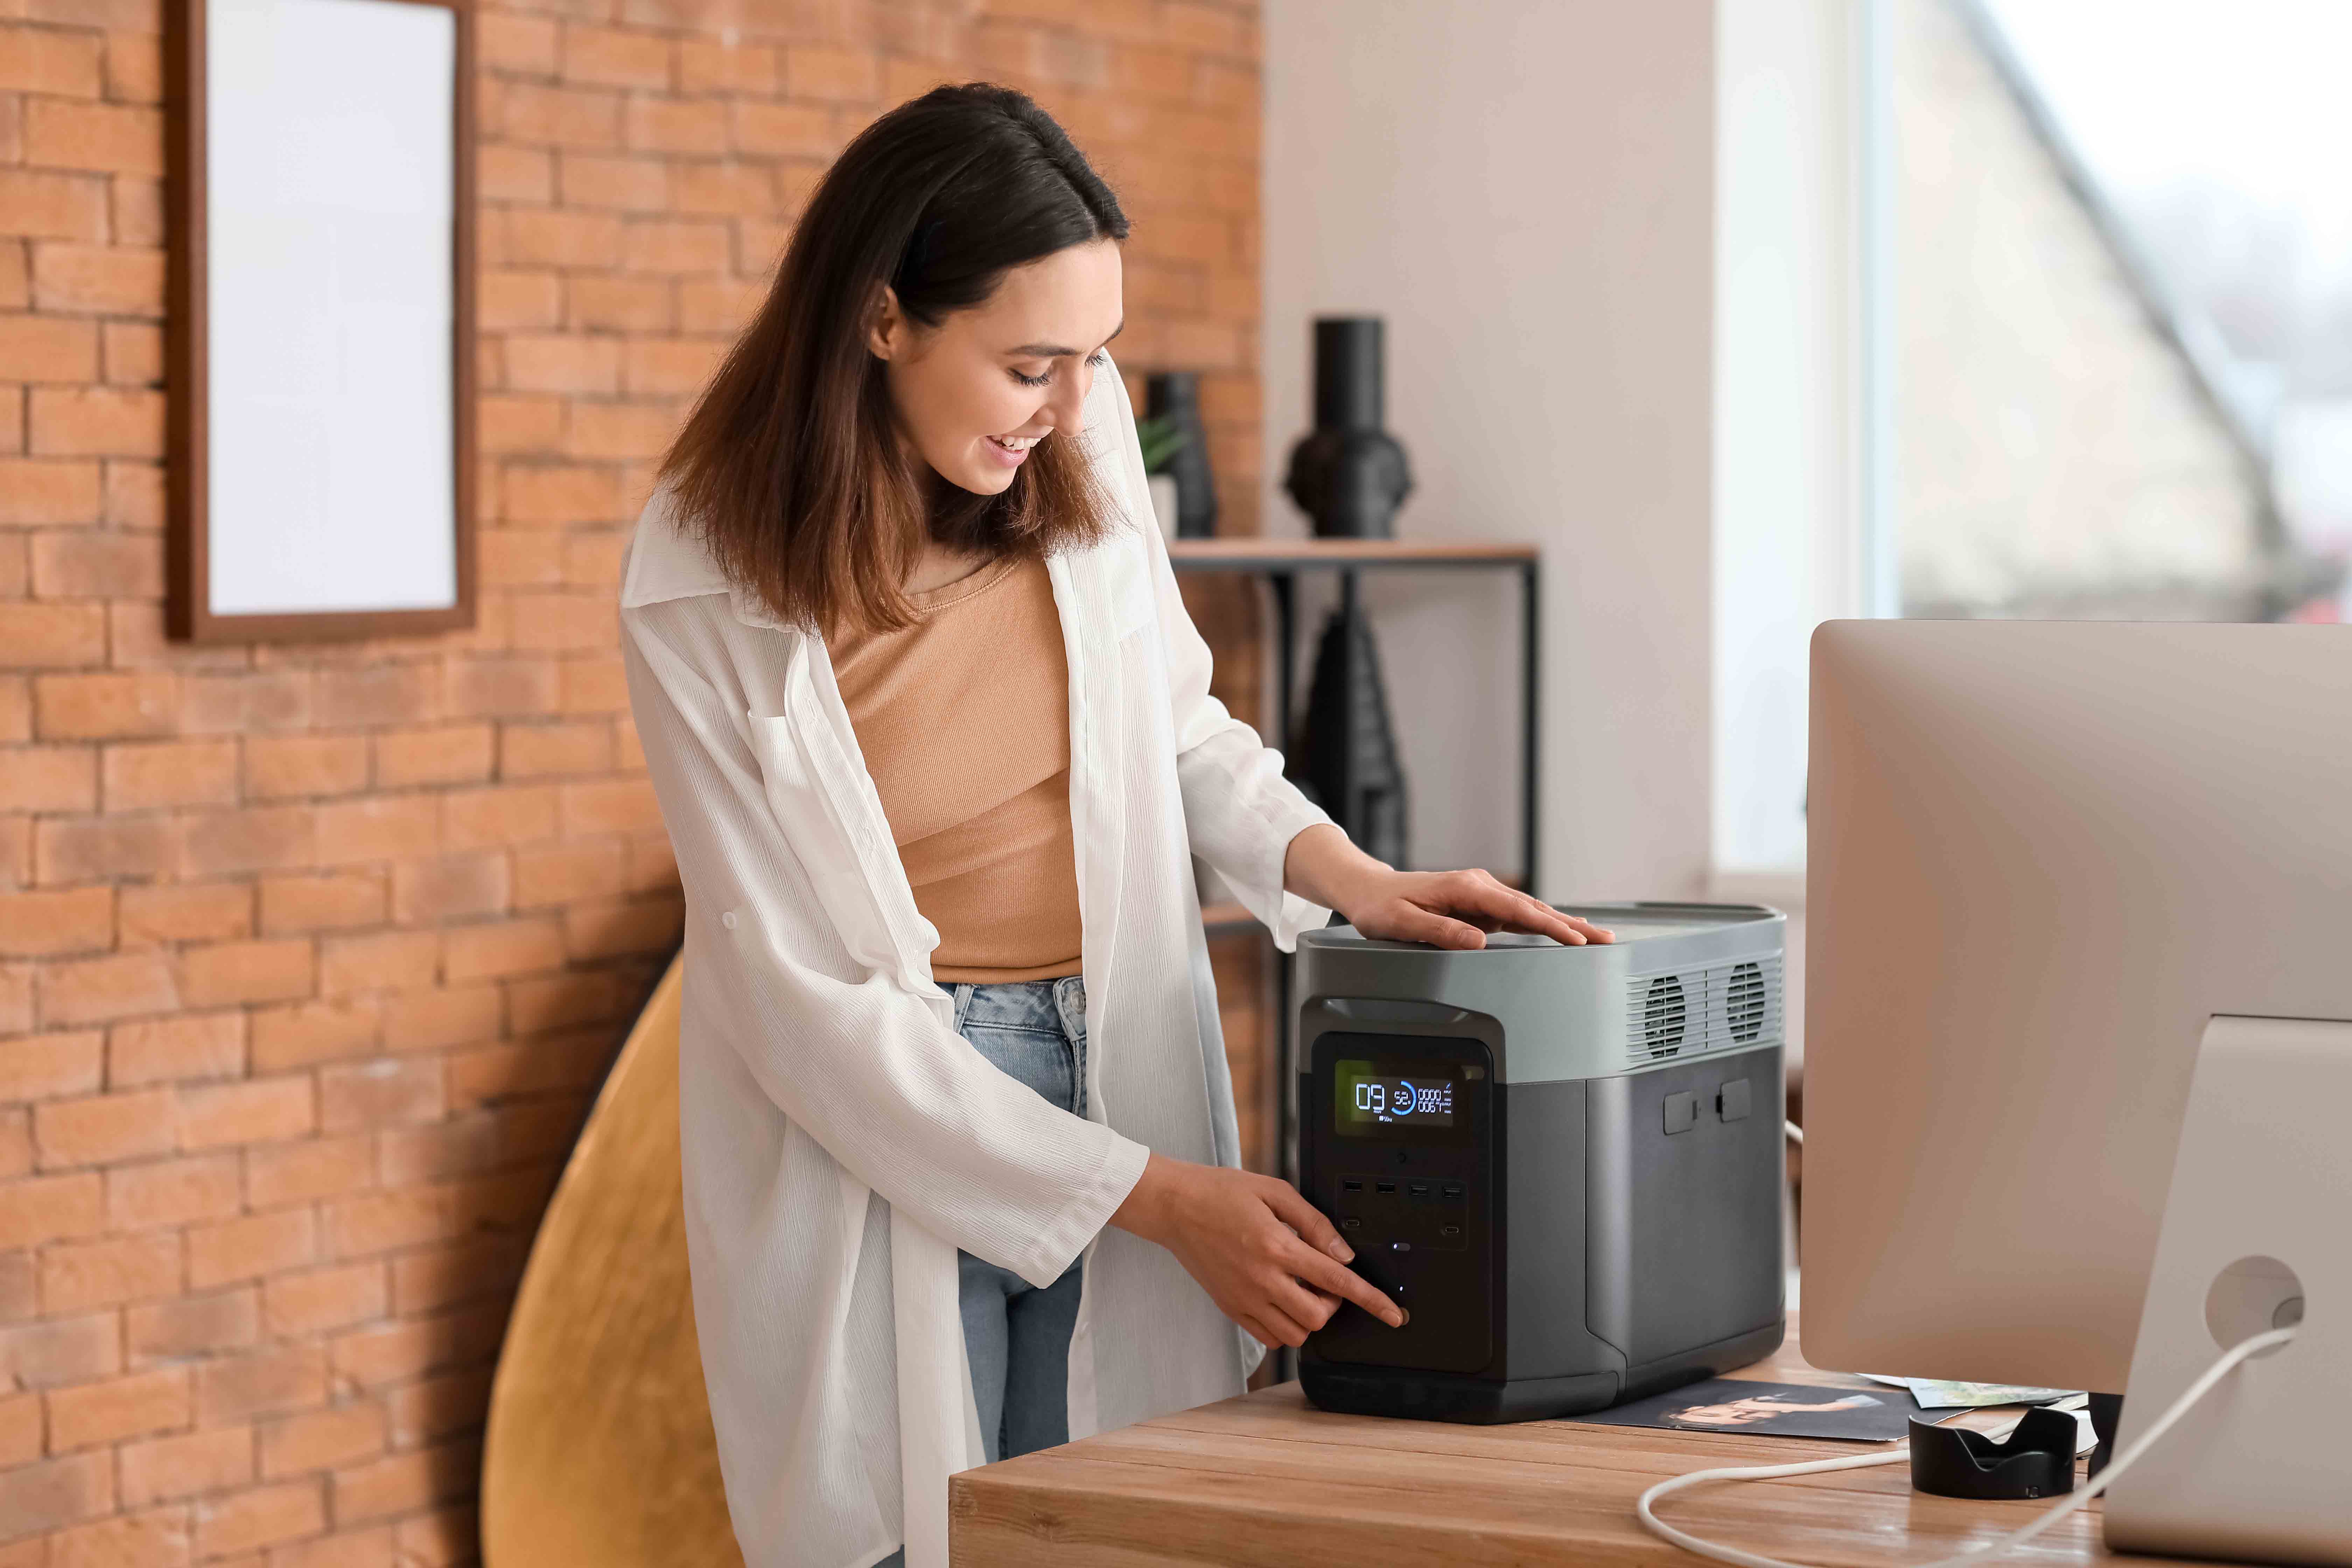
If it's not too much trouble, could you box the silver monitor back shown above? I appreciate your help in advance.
[1800,619,2352,1394]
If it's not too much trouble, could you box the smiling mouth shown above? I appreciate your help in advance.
[988,434,1043,452]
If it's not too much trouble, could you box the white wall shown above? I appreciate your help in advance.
[1262,0,1718,902]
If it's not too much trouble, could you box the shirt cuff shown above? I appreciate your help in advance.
[1016,1128,1152,1289]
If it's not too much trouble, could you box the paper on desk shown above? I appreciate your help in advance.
[1945,1394,2097,1456]
[1860,1374,2080,1409]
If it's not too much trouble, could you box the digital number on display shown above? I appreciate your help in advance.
[1339,1069,1456,1128]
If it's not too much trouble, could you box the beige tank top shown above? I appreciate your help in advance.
[824,554,1083,984]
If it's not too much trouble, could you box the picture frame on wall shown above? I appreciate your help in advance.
[167,0,476,644]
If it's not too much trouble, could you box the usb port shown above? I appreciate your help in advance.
[1375,1181,1396,1195]
[1407,1183,1432,1199]
[1340,1178,1363,1192]
[1441,1183,1464,1199]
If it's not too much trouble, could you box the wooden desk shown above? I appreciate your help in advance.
[950,1310,2228,1566]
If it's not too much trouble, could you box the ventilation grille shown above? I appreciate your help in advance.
[1623,953,1785,1067]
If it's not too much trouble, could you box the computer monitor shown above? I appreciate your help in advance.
[1799,618,2351,1399]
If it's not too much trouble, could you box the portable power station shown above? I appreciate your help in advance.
[1296,902,1788,1423]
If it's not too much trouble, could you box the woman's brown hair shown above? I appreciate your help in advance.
[657,83,1131,634]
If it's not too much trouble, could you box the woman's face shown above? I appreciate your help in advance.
[869,238,1125,498]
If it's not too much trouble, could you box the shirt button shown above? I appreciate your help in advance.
[721,911,737,929]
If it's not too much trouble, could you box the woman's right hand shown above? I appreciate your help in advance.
[1109,1152,1407,1349]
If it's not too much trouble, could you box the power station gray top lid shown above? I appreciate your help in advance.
[1296,903,1787,1083]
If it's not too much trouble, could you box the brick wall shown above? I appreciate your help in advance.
[1,1,1262,1559]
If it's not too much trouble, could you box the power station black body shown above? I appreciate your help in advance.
[1296,903,1788,1423]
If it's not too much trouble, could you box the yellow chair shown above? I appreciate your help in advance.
[482,952,745,1567]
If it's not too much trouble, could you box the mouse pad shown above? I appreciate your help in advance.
[1566,1378,1919,1442]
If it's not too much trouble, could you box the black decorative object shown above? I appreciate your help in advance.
[1144,371,1217,538]
[1291,576,1409,870]
[1284,317,1414,538]
[1907,1410,2080,1500]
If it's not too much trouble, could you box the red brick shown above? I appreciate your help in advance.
[0,1169,103,1250]
[729,100,833,159]
[177,1076,314,1151]
[0,1310,119,1389]
[327,1305,501,1394]
[372,726,493,789]
[191,1479,324,1558]
[394,1505,473,1568]
[260,1404,384,1481]
[503,205,623,270]
[477,267,561,331]
[119,1426,250,1506]
[179,937,315,1009]
[270,1523,396,1568]
[0,308,101,373]
[446,1035,608,1106]
[262,1262,386,1338]
[621,216,728,274]
[380,986,502,1056]
[34,1087,177,1169]
[0,456,102,523]
[503,334,621,395]
[0,601,107,665]
[176,807,318,879]
[105,1152,241,1231]
[38,1230,180,1312]
[180,671,313,735]
[0,744,97,812]
[41,950,177,1027]
[496,82,620,148]
[511,841,627,907]
[477,144,552,204]
[621,335,723,396]
[783,44,877,102]
[320,1189,446,1261]
[23,98,163,175]
[622,96,726,154]
[440,917,564,982]
[0,884,112,957]
[383,1369,494,1453]
[315,931,439,999]
[46,1365,189,1451]
[249,1000,381,1075]
[566,402,681,464]
[243,1134,373,1210]
[28,383,164,456]
[105,29,164,103]
[186,1207,315,1291]
[388,853,510,925]
[0,1450,112,1539]
[30,525,161,597]
[103,737,239,811]
[0,1386,35,1467]
[195,1344,327,1423]
[126,1287,258,1365]
[257,874,385,936]
[679,37,777,95]
[0,23,106,98]
[35,814,180,885]
[444,661,562,722]
[33,670,177,740]
[316,1058,444,1136]
[563,25,671,90]
[246,736,370,802]
[389,1238,524,1318]
[308,664,435,730]
[477,12,557,76]
[41,1506,189,1568]
[329,1437,477,1526]
[108,1011,245,1087]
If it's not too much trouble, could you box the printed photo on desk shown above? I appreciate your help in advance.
[1572,1379,1920,1442]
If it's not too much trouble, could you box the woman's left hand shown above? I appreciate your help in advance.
[1280,823,1615,950]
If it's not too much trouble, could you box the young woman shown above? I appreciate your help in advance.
[617,84,1611,1568]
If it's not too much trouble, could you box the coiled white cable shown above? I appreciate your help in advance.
[1636,1324,2297,1568]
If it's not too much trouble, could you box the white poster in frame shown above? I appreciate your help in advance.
[169,0,475,643]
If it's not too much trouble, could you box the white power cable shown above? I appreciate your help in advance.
[1784,1121,1804,1145]
[1636,1323,2297,1568]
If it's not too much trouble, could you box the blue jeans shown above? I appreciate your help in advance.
[876,975,1089,1568]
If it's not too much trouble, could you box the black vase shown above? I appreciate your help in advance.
[1284,318,1414,538]
[1145,371,1217,539]
[1292,584,1410,871]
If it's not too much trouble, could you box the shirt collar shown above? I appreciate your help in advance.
[619,484,793,632]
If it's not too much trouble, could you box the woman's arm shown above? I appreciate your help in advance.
[1281,823,1616,950]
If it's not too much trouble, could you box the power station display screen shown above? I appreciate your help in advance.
[1336,1060,1457,1133]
